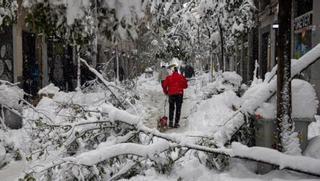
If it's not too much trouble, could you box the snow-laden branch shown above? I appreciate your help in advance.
[79,58,126,109]
[85,105,320,177]
[231,142,320,177]
[66,140,172,166]
[29,100,320,177]
[213,44,320,146]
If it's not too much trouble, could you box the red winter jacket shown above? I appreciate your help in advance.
[162,72,188,95]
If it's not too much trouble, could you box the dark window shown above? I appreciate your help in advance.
[294,0,313,17]
[260,32,270,79]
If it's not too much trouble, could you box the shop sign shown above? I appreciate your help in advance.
[294,11,312,31]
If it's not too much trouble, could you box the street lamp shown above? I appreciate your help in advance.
[272,23,279,29]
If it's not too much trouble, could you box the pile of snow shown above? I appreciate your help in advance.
[292,79,318,117]
[255,79,318,119]
[38,83,60,96]
[0,83,24,110]
[187,90,241,134]
[304,135,320,159]
[222,71,242,88]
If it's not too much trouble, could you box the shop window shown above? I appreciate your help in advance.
[294,29,312,59]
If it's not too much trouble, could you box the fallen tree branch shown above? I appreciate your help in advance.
[79,58,126,110]
[213,44,320,146]
[28,102,320,178]
[99,104,320,177]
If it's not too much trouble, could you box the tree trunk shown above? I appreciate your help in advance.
[218,21,224,71]
[116,46,120,84]
[276,0,300,154]
[76,45,81,91]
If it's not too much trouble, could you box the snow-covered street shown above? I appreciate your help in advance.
[1,0,320,180]
[1,70,320,180]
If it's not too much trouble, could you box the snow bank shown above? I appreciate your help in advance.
[241,80,276,114]
[188,90,242,134]
[255,79,318,118]
[304,136,320,159]
[38,83,60,96]
[222,71,242,88]
[292,79,318,118]
[0,83,24,110]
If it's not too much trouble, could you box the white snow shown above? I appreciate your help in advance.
[38,83,60,96]
[308,115,320,139]
[2,46,320,180]
[104,0,144,23]
[222,71,243,88]
[304,135,320,159]
[256,79,318,119]
[70,140,171,166]
[0,83,24,110]
[232,142,320,176]
[187,90,241,134]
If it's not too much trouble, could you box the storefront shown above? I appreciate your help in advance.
[293,11,313,59]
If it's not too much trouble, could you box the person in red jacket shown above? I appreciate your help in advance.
[162,66,188,128]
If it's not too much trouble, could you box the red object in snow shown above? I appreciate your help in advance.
[255,114,263,120]
[162,72,188,95]
[159,116,168,127]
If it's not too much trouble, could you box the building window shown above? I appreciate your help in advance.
[294,0,312,18]
[294,29,312,59]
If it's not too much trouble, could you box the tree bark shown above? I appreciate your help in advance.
[218,20,224,71]
[76,45,81,91]
[276,0,299,153]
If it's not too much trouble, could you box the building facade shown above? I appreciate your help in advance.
[251,0,320,112]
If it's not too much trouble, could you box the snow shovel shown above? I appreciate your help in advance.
[158,96,168,132]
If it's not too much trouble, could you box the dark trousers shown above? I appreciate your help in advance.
[169,94,183,126]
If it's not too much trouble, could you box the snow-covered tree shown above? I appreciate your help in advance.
[165,0,256,69]
[276,0,300,155]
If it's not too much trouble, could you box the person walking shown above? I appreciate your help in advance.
[184,64,195,78]
[158,65,169,85]
[162,66,188,128]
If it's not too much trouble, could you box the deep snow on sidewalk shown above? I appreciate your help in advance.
[1,71,320,180]
[134,72,244,137]
[127,72,320,181]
